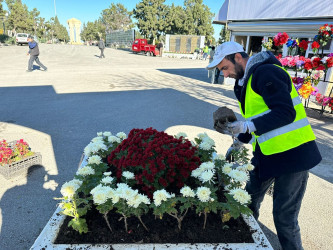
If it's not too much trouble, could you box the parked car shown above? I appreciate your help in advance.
[16,33,29,45]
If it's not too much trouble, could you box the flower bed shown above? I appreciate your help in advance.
[0,139,42,179]
[31,128,272,249]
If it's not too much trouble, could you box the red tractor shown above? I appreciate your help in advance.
[132,39,159,56]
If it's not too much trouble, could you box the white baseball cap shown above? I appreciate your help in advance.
[206,42,245,70]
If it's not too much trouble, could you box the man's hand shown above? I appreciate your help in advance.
[227,121,248,134]
[226,121,256,135]
[27,53,29,56]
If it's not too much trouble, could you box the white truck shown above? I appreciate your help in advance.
[16,33,29,45]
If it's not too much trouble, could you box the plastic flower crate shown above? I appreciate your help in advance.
[0,140,42,179]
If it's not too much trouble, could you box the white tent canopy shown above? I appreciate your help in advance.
[213,0,333,24]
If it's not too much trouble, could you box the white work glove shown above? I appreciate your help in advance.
[226,121,256,135]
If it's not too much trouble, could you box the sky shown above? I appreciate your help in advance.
[3,0,225,40]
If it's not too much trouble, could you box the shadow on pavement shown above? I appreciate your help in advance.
[0,165,58,250]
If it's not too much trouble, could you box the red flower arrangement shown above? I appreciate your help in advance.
[311,41,320,54]
[273,32,289,47]
[312,57,325,70]
[107,127,201,197]
[327,57,333,68]
[299,40,309,52]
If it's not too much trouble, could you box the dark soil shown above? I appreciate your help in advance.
[55,206,254,244]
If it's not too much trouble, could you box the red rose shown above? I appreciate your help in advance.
[312,41,320,49]
[312,57,321,68]
[327,57,333,68]
[299,40,309,51]
[304,62,313,70]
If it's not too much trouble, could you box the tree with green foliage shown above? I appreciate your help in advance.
[53,16,69,42]
[6,0,31,33]
[183,0,214,42]
[133,0,167,43]
[218,25,230,44]
[164,3,187,35]
[29,7,39,36]
[101,3,133,32]
[81,21,101,42]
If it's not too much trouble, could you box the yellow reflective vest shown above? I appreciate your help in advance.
[239,64,316,155]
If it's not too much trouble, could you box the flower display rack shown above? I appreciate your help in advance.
[0,152,42,179]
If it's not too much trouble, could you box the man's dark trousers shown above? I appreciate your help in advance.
[99,48,105,58]
[28,55,47,70]
[246,169,309,250]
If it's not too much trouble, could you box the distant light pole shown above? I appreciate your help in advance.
[54,0,57,17]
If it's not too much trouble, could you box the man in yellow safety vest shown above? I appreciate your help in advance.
[207,41,322,250]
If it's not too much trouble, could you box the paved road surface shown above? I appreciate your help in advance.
[0,44,332,249]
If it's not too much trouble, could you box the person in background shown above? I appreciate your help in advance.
[207,41,322,250]
[208,46,215,81]
[26,35,47,72]
[158,41,163,57]
[203,45,209,60]
[98,38,105,58]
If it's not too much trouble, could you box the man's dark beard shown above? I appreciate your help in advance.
[234,62,244,80]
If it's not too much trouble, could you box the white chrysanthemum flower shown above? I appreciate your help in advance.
[199,162,215,171]
[180,186,195,197]
[199,141,212,150]
[139,194,151,205]
[108,136,120,143]
[101,176,114,184]
[116,132,127,140]
[117,183,130,189]
[197,132,208,139]
[91,136,103,143]
[196,187,211,202]
[246,163,254,171]
[104,171,112,176]
[92,186,113,205]
[229,188,251,205]
[216,154,225,160]
[127,193,150,208]
[90,184,104,195]
[224,184,232,191]
[105,188,120,204]
[202,137,215,147]
[122,171,135,179]
[199,170,215,183]
[116,185,137,201]
[153,190,174,207]
[175,132,187,139]
[191,168,202,177]
[76,165,95,176]
[60,179,82,198]
[84,141,107,156]
[97,132,103,136]
[222,163,233,174]
[228,169,249,183]
[103,131,112,137]
[87,155,102,165]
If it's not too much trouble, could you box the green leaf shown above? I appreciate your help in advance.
[68,218,88,234]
